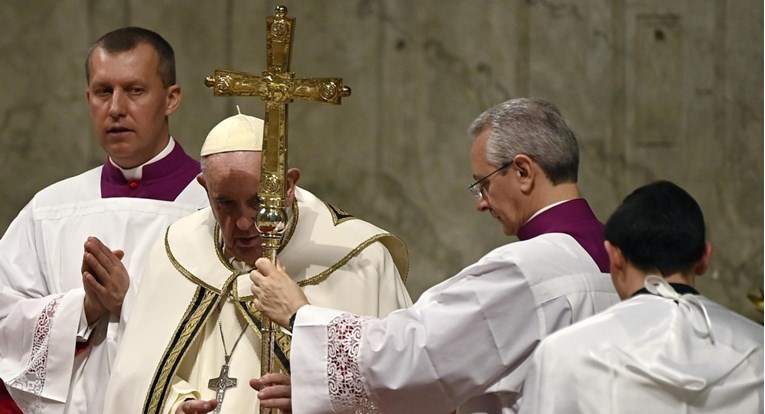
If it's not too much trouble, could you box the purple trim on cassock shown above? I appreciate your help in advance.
[517,198,609,273]
[100,142,201,201]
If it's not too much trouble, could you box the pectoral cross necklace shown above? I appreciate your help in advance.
[208,300,249,413]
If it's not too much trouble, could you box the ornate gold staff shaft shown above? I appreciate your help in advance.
[253,9,294,385]
[205,6,350,413]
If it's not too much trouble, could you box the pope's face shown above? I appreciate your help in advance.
[201,152,265,264]
[199,151,299,265]
[86,43,181,168]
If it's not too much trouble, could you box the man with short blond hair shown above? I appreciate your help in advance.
[0,27,207,413]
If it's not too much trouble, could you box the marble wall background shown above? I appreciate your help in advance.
[1,0,762,320]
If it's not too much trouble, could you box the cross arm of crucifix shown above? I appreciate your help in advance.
[204,69,351,105]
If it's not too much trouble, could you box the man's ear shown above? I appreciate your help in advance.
[512,154,535,192]
[197,174,208,192]
[693,241,714,276]
[284,168,301,205]
[165,85,182,116]
[605,241,625,276]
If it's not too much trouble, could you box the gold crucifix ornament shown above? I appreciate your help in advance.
[204,5,350,413]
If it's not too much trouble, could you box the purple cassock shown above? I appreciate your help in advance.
[517,198,610,272]
[100,142,201,201]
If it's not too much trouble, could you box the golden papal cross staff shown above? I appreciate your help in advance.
[204,5,350,413]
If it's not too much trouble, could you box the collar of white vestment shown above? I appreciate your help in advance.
[109,137,176,181]
[631,282,699,297]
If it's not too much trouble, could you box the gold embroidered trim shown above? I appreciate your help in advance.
[300,233,401,286]
[240,301,291,372]
[164,225,232,292]
[282,198,298,247]
[235,233,406,300]
[322,202,409,281]
[325,202,356,225]
[157,226,293,390]
[144,283,219,414]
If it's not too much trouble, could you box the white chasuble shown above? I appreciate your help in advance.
[0,166,207,414]
[104,187,412,414]
[289,233,620,414]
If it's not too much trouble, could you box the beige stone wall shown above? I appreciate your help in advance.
[1,0,761,320]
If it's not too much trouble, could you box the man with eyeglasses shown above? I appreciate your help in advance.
[250,98,619,413]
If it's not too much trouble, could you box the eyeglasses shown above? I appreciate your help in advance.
[468,162,512,198]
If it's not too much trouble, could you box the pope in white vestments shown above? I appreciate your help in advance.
[103,113,412,414]
[0,139,208,414]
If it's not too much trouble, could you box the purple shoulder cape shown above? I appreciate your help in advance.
[516,198,609,273]
[100,142,201,201]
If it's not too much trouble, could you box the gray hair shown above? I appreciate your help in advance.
[467,98,579,184]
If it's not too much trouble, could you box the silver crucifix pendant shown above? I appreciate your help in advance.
[208,356,238,413]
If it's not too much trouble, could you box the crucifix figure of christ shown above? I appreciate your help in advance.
[207,356,237,414]
[204,5,351,413]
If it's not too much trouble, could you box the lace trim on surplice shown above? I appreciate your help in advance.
[327,313,379,413]
[7,295,63,413]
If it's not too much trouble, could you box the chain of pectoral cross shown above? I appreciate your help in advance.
[208,292,249,413]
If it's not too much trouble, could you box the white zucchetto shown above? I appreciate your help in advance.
[200,113,264,156]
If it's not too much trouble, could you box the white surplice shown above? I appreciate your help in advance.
[289,232,620,413]
[519,279,764,414]
[103,187,412,414]
[0,166,207,414]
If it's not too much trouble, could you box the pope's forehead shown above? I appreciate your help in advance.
[204,151,261,173]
